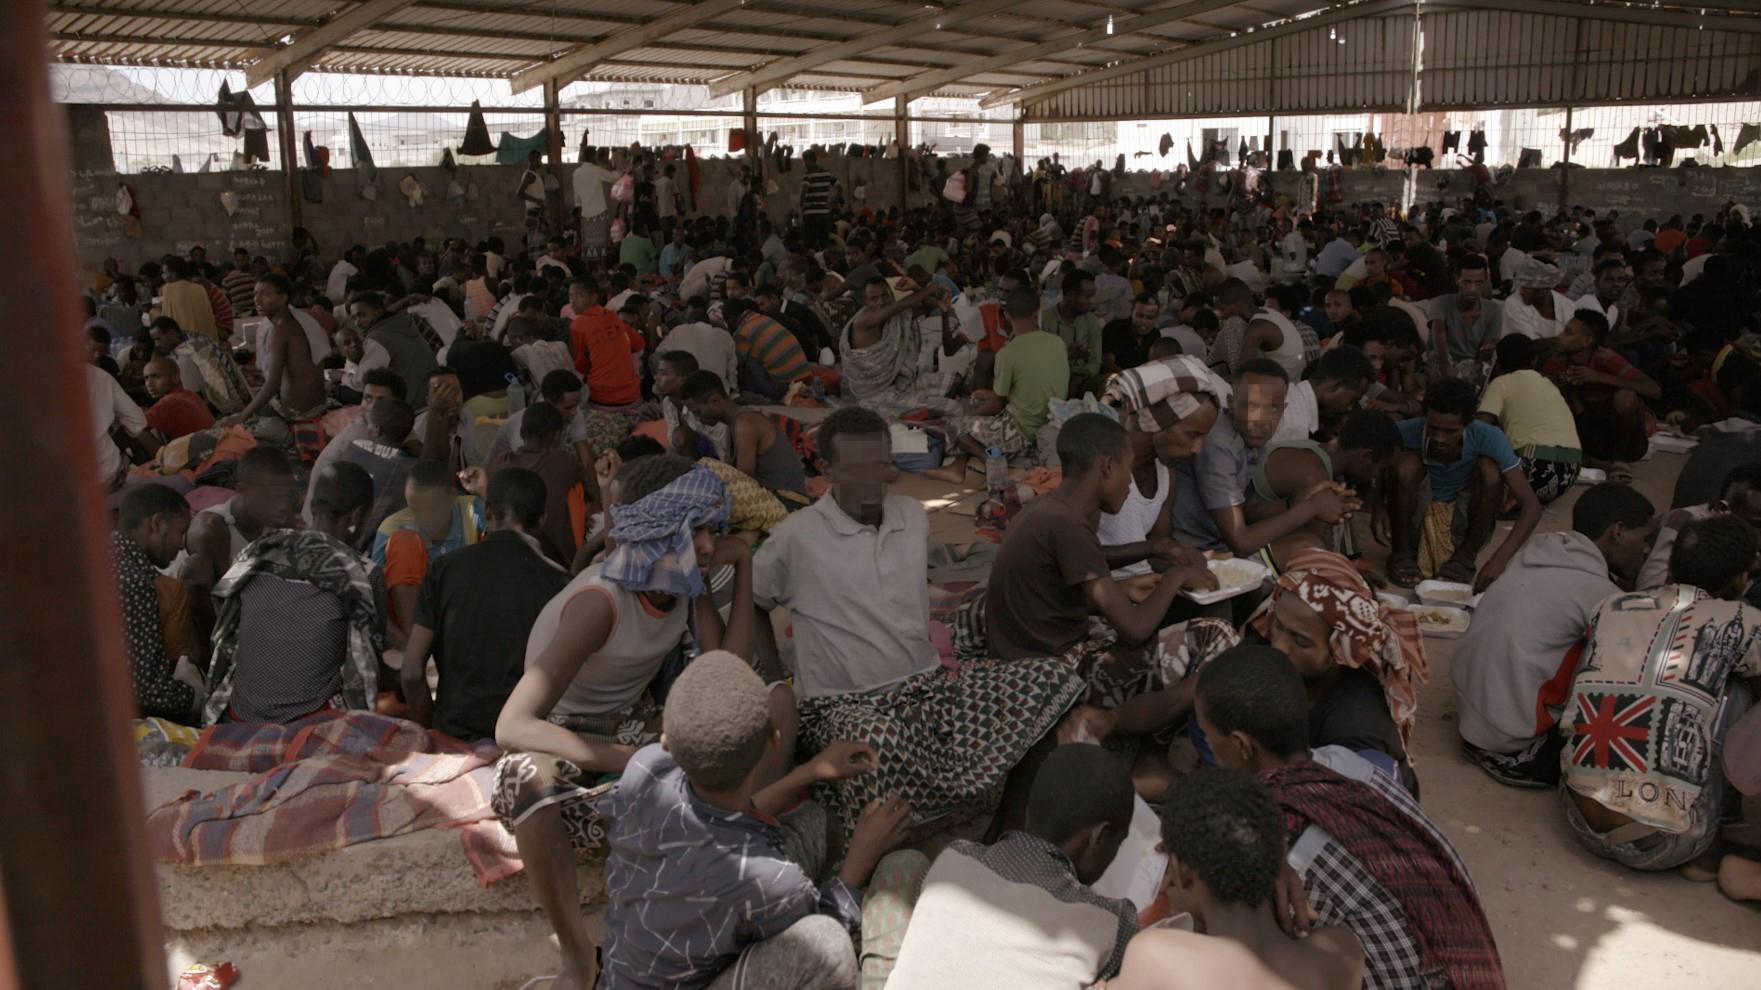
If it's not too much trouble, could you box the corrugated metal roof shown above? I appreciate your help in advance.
[48,0,1761,110]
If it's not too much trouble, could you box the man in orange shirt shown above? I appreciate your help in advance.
[142,358,215,440]
[567,276,646,409]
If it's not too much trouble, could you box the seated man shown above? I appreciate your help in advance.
[1639,463,1761,596]
[1270,346,1375,443]
[566,276,645,410]
[986,414,1220,763]
[755,407,1084,838]
[149,315,252,416]
[371,460,484,644]
[218,273,325,433]
[141,357,215,440]
[529,651,903,989]
[202,462,386,725]
[659,296,740,395]
[1384,377,1542,590]
[836,280,959,408]
[651,350,726,459]
[504,315,573,389]
[881,744,1139,989]
[1561,515,1761,873]
[931,284,1068,481]
[401,467,569,741]
[679,371,808,497]
[1101,291,1165,374]
[113,484,200,721]
[184,448,298,629]
[1541,310,1661,465]
[1196,645,1505,989]
[1246,409,1401,569]
[1107,769,1364,990]
[305,367,405,522]
[1477,334,1584,504]
[487,368,590,467]
[487,402,586,568]
[347,290,439,407]
[1454,483,1657,788]
[335,396,420,542]
[492,459,785,987]
[1172,359,1359,562]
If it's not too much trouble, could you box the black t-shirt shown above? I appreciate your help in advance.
[1309,665,1416,793]
[1101,317,1157,371]
[415,531,572,740]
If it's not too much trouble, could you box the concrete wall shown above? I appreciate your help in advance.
[68,103,1761,283]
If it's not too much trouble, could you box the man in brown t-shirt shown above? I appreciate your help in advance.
[986,414,1216,746]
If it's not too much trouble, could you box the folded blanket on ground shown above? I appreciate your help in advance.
[149,711,500,868]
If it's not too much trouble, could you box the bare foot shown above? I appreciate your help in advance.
[1717,855,1761,902]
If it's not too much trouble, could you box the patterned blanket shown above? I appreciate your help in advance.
[148,712,501,869]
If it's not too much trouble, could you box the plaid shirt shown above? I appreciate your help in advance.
[1294,747,1464,989]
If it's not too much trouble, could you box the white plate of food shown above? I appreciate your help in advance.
[1182,557,1271,604]
[1575,467,1607,485]
[1415,580,1477,609]
[1410,604,1471,639]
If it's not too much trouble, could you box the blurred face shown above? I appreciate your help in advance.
[1423,410,1467,462]
[862,281,892,311]
[143,362,177,399]
[335,325,365,364]
[1361,340,1386,375]
[1457,267,1488,300]
[140,510,192,569]
[1066,279,1096,315]
[1637,258,1667,288]
[86,336,108,363]
[569,285,592,312]
[1314,377,1369,417]
[1098,449,1133,514]
[237,470,297,528]
[554,387,584,423]
[253,280,286,317]
[1266,592,1333,680]
[826,434,896,519]
[1323,292,1352,324]
[1557,317,1596,356]
[405,481,457,540]
[1596,265,1633,302]
[683,393,721,424]
[653,361,686,397]
[692,525,719,581]
[1131,301,1160,334]
[360,382,395,413]
[1363,251,1388,279]
[1232,375,1288,449]
[1195,700,1246,771]
[1151,401,1218,465]
[149,325,180,355]
[418,255,436,277]
[1604,516,1660,584]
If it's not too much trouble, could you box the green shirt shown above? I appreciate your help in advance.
[619,234,659,274]
[994,330,1070,438]
[1039,306,1102,382]
[905,245,949,275]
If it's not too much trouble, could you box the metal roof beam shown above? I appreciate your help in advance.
[863,0,1249,105]
[706,0,1021,99]
[1429,0,1761,32]
[979,0,1417,108]
[508,0,749,95]
[48,3,318,30]
[245,0,420,88]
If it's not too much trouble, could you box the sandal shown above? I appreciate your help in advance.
[1388,551,1422,588]
[1438,556,1476,585]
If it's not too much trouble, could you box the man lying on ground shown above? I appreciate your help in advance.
[1453,483,1657,788]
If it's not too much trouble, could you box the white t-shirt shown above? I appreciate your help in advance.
[87,365,147,484]
[1498,247,1530,285]
[1501,292,1574,340]
[1680,253,1713,286]
[325,260,357,307]
[1572,294,1620,332]
[1272,379,1320,443]
[572,162,617,219]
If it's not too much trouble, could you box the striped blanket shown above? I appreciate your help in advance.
[148,711,501,868]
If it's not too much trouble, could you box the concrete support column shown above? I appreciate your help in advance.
[1012,114,1025,163]
[544,80,566,234]
[896,97,910,212]
[274,69,302,231]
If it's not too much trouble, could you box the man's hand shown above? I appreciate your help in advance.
[593,450,622,501]
[806,741,878,782]
[1057,705,1117,745]
[845,794,913,877]
[1148,539,1207,571]
[1166,563,1220,593]
[1274,861,1317,938]
[709,533,752,568]
[457,466,488,498]
[1563,365,1609,387]
[1473,555,1507,593]
[215,413,244,430]
[1303,485,1362,525]
[426,376,463,414]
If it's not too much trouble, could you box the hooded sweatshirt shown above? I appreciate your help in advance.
[1451,531,1617,753]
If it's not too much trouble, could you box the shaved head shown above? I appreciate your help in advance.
[143,357,181,399]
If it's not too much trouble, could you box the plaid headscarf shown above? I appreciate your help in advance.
[1512,256,1562,289]
[1248,548,1427,745]
[601,464,730,597]
[1102,355,1231,433]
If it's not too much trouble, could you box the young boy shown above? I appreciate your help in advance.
[1540,310,1661,464]
[577,651,910,989]
[679,370,808,497]
[929,284,1069,482]
[1477,334,1584,504]
[1105,769,1364,990]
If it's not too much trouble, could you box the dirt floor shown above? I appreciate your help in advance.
[898,447,1761,989]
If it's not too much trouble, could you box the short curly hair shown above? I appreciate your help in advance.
[662,651,774,791]
[1159,768,1285,908]
[615,453,695,504]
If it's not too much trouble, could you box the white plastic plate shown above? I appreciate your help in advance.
[1182,557,1272,604]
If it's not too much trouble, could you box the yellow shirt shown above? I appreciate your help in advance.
[1477,369,1581,451]
[159,281,218,339]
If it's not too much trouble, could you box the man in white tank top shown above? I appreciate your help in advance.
[183,447,297,631]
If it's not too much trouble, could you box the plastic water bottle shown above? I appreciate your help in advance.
[505,372,526,413]
[984,447,1017,529]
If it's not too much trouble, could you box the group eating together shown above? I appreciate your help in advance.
[86,146,1761,990]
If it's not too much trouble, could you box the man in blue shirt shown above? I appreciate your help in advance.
[658,225,692,280]
[1315,228,1365,279]
[1383,378,1542,591]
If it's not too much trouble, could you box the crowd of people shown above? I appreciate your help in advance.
[85,142,1761,990]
